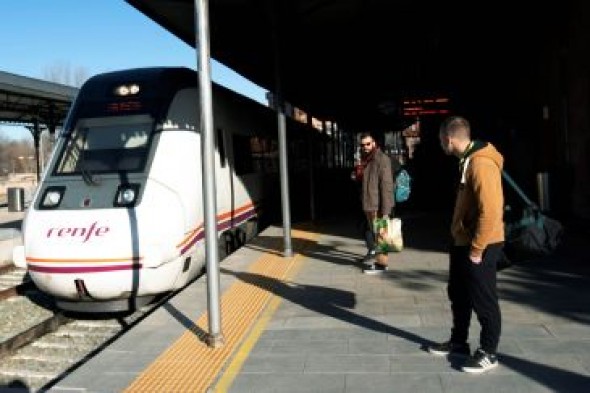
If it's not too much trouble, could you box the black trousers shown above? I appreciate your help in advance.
[448,243,503,354]
[363,215,376,251]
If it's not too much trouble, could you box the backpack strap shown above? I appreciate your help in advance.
[501,171,538,209]
[460,157,471,184]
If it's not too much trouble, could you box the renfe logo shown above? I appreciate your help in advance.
[46,222,110,243]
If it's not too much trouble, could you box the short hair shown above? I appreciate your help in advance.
[440,116,471,139]
[359,132,374,141]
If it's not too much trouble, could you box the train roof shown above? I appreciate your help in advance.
[78,66,264,108]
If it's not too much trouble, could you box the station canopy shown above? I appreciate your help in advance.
[0,71,78,132]
[126,0,557,130]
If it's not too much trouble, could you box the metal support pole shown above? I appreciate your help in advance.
[308,131,316,221]
[194,0,224,348]
[337,124,342,167]
[277,108,293,257]
[33,119,41,182]
[537,172,551,212]
[322,120,328,167]
[270,4,293,257]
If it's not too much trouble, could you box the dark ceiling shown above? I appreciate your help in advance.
[125,0,564,131]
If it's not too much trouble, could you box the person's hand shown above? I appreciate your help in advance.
[469,255,482,264]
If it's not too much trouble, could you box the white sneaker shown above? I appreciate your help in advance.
[461,348,498,373]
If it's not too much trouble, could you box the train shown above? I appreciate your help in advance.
[12,66,329,313]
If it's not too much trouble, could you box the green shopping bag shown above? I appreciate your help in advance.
[373,217,403,253]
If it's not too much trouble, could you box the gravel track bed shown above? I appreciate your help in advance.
[0,297,54,342]
[0,293,167,391]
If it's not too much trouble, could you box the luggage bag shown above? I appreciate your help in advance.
[502,171,564,260]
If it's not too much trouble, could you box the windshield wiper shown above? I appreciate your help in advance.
[78,129,99,186]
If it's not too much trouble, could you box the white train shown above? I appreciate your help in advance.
[13,66,312,312]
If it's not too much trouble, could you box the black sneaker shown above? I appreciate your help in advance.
[462,348,498,373]
[427,341,471,356]
[362,263,387,275]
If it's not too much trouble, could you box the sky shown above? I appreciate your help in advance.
[0,0,268,140]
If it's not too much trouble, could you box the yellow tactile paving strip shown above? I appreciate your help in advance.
[124,227,319,393]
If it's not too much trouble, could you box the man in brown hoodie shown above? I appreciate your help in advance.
[428,116,505,374]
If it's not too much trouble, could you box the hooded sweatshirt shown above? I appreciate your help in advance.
[451,141,505,257]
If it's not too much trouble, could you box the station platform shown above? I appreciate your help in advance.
[3,207,590,392]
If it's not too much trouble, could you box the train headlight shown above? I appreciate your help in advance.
[114,184,140,207]
[121,188,135,202]
[40,186,65,209]
[113,83,140,96]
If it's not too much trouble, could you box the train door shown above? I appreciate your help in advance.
[214,126,233,216]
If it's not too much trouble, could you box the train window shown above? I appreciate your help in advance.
[252,136,279,173]
[289,138,308,171]
[55,115,153,175]
[232,134,253,176]
[251,136,266,173]
[231,134,278,176]
[216,128,226,168]
[265,140,279,173]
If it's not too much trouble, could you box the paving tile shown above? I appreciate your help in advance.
[441,373,559,393]
[240,354,306,373]
[500,324,553,339]
[543,322,590,339]
[228,374,346,393]
[345,374,443,393]
[389,353,462,373]
[269,340,349,355]
[304,354,390,373]
[516,338,590,355]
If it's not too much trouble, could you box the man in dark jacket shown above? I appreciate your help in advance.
[428,116,505,374]
[354,132,395,274]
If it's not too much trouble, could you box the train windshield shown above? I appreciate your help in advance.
[55,114,153,175]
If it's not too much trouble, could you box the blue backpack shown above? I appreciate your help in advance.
[394,168,411,203]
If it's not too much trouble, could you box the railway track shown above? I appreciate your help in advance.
[0,266,33,301]
[0,281,33,301]
[0,284,174,392]
[0,315,122,391]
[0,266,29,289]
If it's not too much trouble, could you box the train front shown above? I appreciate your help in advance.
[13,68,195,312]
